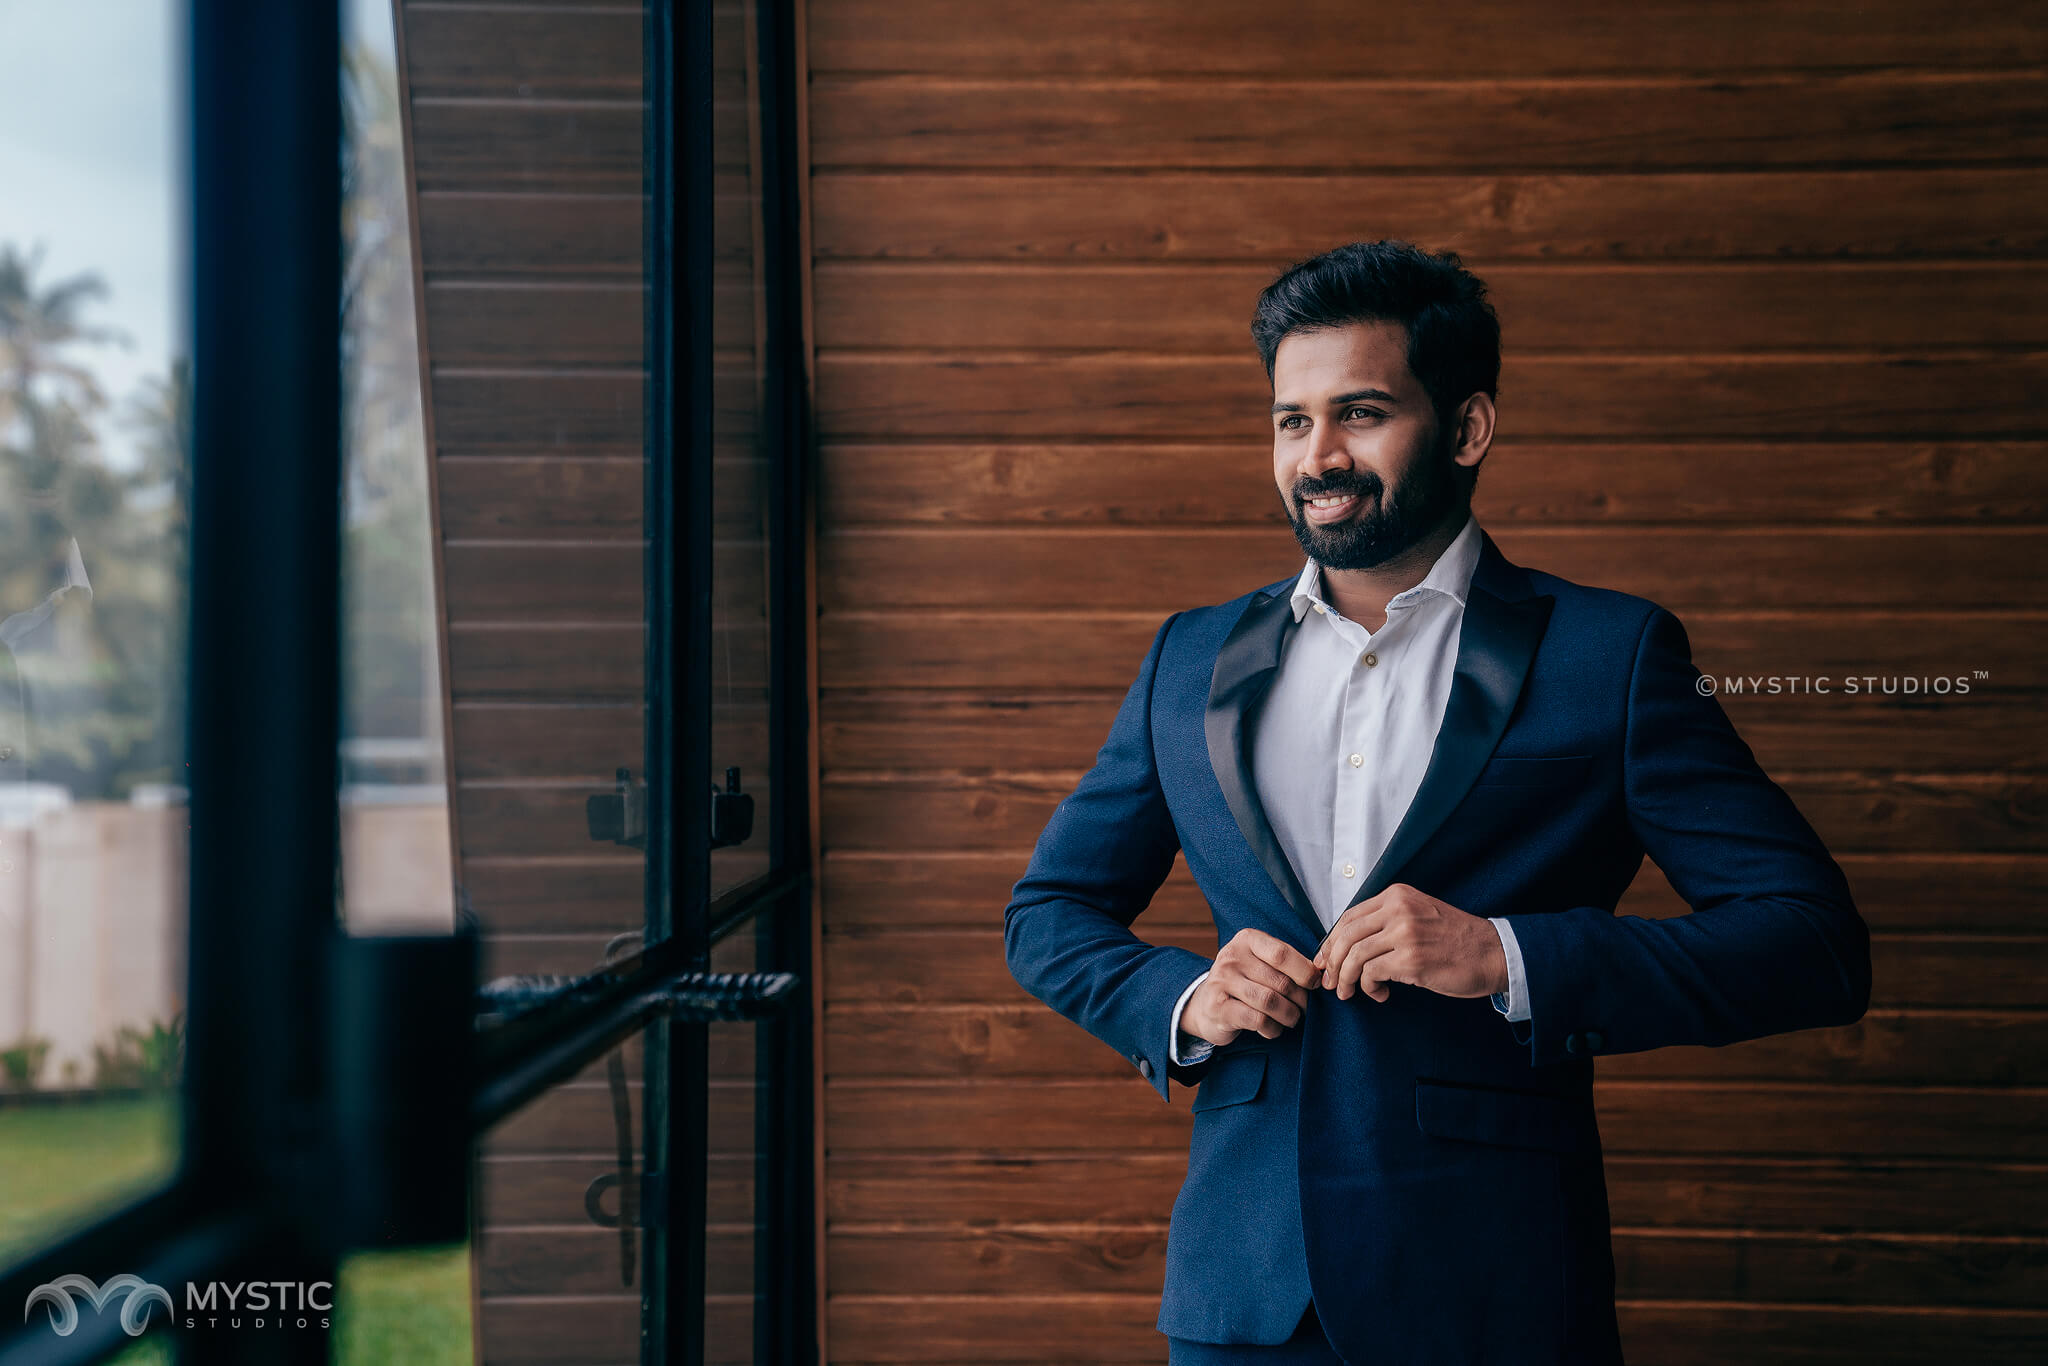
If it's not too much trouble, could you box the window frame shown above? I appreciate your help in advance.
[0,2,817,1362]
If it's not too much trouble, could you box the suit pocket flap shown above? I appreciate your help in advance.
[1414,1080,1582,1154]
[1190,1048,1267,1112]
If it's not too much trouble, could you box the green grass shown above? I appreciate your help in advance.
[0,1095,178,1266]
[1,1094,475,1362]
[333,1244,475,1365]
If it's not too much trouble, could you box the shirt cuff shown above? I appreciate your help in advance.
[1488,917,1531,1023]
[1169,969,1214,1065]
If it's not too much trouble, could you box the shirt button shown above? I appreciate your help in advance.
[1342,862,1356,878]
[1348,753,1363,767]
[1313,602,1327,615]
[1362,652,1378,668]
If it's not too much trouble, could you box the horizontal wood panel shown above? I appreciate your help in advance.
[402,3,643,97]
[823,925,2048,1011]
[818,770,2048,854]
[817,526,2048,611]
[449,637,762,710]
[456,704,638,778]
[818,609,2048,692]
[484,1153,755,1225]
[401,1,746,100]
[433,363,759,452]
[425,282,646,367]
[437,456,644,538]
[408,97,645,191]
[825,1152,2048,1235]
[436,454,765,539]
[820,1224,2048,1308]
[823,1293,2048,1363]
[415,183,749,277]
[819,440,2048,526]
[453,696,764,780]
[814,263,2048,353]
[418,191,644,276]
[487,1081,758,1154]
[460,856,644,936]
[448,624,645,699]
[822,850,2048,934]
[826,1078,2048,1159]
[461,777,778,858]
[455,703,643,781]
[424,278,758,364]
[820,691,2048,775]
[813,352,2048,441]
[480,1296,749,1364]
[432,371,645,451]
[483,1227,758,1298]
[443,541,771,622]
[811,73,2048,170]
[806,2,2048,76]
[825,1004,2048,1087]
[812,169,2048,261]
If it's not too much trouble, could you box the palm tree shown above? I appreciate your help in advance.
[0,244,127,488]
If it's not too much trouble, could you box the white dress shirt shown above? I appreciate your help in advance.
[1169,514,1530,1065]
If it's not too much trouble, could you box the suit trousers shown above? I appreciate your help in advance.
[1166,1300,1346,1365]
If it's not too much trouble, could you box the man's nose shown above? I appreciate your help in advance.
[1302,422,1351,478]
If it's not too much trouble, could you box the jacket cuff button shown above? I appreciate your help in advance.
[1136,1057,1154,1079]
[1564,1032,1582,1054]
[1584,1030,1605,1051]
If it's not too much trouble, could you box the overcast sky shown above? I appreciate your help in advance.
[0,2,395,470]
[0,1,177,468]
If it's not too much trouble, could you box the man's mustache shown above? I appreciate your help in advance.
[1292,471,1384,502]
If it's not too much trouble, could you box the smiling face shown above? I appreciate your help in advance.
[1269,319,1487,571]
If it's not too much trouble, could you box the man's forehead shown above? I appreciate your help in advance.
[1271,321,1415,404]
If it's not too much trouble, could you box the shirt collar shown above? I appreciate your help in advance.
[1289,512,1483,623]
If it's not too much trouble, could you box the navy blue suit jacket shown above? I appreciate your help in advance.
[1003,531,1871,1364]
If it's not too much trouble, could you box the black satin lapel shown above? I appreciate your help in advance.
[1343,584,1555,918]
[1204,589,1324,941]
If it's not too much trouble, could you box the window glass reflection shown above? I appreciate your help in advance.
[0,0,184,1266]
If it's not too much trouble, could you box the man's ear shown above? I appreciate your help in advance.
[1450,393,1496,475]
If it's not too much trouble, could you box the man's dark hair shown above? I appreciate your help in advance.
[1251,240,1502,438]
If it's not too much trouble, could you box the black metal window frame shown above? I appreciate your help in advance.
[0,1,817,1362]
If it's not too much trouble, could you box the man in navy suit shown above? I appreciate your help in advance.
[1002,240,1871,1364]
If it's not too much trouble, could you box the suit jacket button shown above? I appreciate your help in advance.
[1136,1057,1154,1079]
[1584,1030,1606,1051]
[1564,1032,1582,1054]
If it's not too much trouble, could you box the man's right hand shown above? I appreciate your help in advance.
[1181,928,1319,1048]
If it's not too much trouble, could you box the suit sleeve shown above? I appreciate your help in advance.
[1003,612,1217,1101]
[1501,606,1872,1067]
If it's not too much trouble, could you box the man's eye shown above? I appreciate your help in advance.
[1345,406,1382,421]
[1278,415,1305,430]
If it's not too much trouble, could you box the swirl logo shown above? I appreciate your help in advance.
[24,1274,174,1337]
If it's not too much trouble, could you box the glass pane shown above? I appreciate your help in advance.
[707,924,761,1366]
[477,1022,653,1366]
[0,0,184,1265]
[338,0,456,936]
[381,7,660,1361]
[711,0,774,898]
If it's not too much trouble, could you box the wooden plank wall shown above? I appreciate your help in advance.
[803,3,2048,1363]
[395,2,770,1362]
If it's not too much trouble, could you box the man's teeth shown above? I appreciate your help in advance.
[1308,495,1355,507]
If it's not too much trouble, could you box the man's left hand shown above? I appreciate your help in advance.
[1312,883,1507,1003]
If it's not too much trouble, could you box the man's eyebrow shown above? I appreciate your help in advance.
[1269,387,1400,416]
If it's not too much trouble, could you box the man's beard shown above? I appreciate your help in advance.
[1285,433,1468,572]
